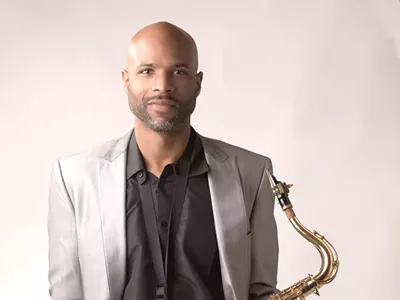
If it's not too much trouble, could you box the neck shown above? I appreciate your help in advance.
[134,121,191,177]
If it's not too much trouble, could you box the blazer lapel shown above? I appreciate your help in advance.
[97,130,133,300]
[200,136,250,300]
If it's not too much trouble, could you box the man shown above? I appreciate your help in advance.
[47,21,279,300]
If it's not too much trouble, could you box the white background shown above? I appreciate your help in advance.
[1,0,399,299]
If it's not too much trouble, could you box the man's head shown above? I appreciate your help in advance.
[122,21,203,133]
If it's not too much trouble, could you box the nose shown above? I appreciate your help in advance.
[152,72,175,93]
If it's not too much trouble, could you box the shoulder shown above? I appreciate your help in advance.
[200,135,273,171]
[55,138,115,168]
[199,135,273,194]
[53,130,132,182]
[200,134,274,215]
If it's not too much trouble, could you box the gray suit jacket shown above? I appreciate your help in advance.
[47,130,279,300]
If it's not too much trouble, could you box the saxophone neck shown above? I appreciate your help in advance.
[266,170,340,299]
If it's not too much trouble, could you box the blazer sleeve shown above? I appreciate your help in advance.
[47,159,83,299]
[249,158,279,299]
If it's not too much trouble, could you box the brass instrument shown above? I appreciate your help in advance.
[266,171,340,300]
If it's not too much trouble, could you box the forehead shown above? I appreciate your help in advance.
[129,36,196,68]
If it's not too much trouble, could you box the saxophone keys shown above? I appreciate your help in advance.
[312,230,325,239]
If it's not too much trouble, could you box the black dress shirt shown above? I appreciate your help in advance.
[122,128,225,300]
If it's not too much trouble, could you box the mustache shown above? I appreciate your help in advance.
[144,95,180,104]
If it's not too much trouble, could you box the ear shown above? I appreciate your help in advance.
[196,71,203,96]
[121,69,130,95]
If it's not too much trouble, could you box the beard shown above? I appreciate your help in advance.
[127,86,198,133]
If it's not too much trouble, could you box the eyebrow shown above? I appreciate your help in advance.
[136,63,191,69]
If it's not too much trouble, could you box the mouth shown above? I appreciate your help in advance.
[148,99,176,107]
[147,99,177,114]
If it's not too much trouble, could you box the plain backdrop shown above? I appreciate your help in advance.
[1,0,399,299]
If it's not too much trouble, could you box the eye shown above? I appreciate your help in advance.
[173,69,188,75]
[139,69,153,75]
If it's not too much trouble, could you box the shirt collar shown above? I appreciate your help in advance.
[126,127,209,180]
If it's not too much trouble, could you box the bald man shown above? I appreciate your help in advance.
[47,22,279,300]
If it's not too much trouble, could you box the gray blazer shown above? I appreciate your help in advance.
[47,130,279,300]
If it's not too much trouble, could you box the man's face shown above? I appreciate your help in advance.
[122,36,202,133]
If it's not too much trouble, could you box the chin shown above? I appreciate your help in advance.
[145,120,176,132]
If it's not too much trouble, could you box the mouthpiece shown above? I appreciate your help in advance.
[266,170,293,211]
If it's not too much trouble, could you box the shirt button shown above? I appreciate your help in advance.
[161,220,168,228]
[138,171,143,178]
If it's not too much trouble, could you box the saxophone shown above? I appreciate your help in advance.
[266,171,340,300]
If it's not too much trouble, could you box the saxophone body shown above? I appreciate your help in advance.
[266,172,340,300]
